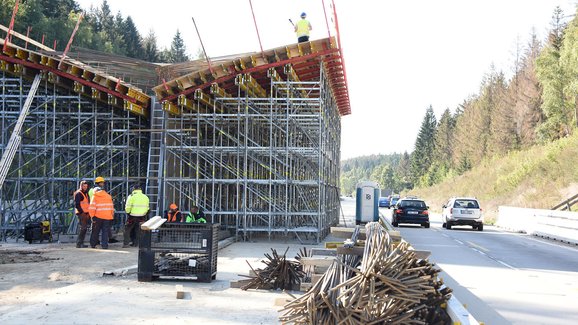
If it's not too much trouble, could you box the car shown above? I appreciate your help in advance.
[378,197,390,207]
[389,195,400,208]
[391,198,430,228]
[442,197,483,231]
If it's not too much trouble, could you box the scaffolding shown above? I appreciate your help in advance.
[0,71,149,240]
[158,62,341,242]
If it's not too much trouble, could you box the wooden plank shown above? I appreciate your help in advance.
[229,279,252,289]
[336,246,365,256]
[299,256,334,267]
[310,248,336,257]
[274,297,293,307]
[330,227,367,239]
[410,250,431,260]
[176,285,184,299]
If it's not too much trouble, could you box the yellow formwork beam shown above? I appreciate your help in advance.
[123,100,146,117]
[162,100,180,115]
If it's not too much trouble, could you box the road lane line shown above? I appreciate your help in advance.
[454,239,464,245]
[467,241,489,253]
[497,260,516,269]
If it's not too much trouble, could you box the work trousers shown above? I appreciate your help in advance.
[90,217,111,249]
[76,213,91,247]
[124,215,145,246]
[298,36,309,43]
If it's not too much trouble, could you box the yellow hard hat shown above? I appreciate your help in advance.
[95,176,105,183]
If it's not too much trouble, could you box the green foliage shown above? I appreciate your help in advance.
[410,106,436,186]
[168,29,189,63]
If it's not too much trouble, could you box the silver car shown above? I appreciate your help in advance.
[442,197,483,231]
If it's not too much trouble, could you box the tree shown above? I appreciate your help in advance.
[410,106,437,186]
[123,16,143,59]
[536,6,572,141]
[433,108,455,168]
[560,6,578,131]
[169,29,189,63]
[143,30,159,62]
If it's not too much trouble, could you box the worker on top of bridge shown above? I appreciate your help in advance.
[295,12,312,43]
[73,180,91,248]
[123,184,149,248]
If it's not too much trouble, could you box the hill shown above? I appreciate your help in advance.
[407,132,578,223]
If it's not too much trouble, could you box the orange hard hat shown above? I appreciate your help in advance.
[169,203,178,210]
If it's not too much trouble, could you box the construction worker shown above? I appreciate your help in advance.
[185,205,207,223]
[89,176,118,243]
[123,184,150,248]
[88,186,114,249]
[164,203,183,223]
[73,180,91,248]
[294,12,312,43]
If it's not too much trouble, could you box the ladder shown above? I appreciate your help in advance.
[0,74,41,191]
[145,99,165,216]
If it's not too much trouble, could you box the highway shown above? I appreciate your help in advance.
[340,197,578,324]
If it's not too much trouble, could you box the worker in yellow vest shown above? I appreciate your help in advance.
[123,184,149,247]
[295,12,312,43]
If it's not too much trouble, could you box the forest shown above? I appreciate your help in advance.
[342,6,578,195]
[0,0,191,63]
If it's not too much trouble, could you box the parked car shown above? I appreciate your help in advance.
[442,197,483,231]
[378,197,390,207]
[391,198,430,228]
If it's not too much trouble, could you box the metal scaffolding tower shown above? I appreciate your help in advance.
[160,64,341,242]
[0,72,149,240]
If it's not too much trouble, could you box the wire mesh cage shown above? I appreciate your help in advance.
[138,223,219,282]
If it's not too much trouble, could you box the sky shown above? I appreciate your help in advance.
[75,0,578,159]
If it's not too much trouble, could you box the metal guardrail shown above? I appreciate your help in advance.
[551,193,578,211]
[497,206,578,245]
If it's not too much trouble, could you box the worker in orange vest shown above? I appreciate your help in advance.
[73,180,91,248]
[88,186,115,249]
[164,203,183,222]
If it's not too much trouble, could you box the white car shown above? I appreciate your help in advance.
[442,197,483,231]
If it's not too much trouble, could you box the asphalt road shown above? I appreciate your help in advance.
[339,197,578,324]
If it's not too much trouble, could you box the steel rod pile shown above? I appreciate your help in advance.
[242,248,305,290]
[279,222,452,324]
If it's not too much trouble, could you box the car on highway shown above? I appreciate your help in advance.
[442,197,483,231]
[378,197,390,207]
[389,195,400,208]
[391,197,430,228]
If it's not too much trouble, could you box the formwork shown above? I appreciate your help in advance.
[153,38,349,243]
[0,44,151,240]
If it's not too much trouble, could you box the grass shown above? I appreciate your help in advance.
[408,132,578,224]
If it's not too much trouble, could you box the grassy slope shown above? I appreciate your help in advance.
[408,132,578,223]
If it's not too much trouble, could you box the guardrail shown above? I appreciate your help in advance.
[497,206,578,245]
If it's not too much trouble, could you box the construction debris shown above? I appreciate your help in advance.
[279,222,452,324]
[241,248,305,291]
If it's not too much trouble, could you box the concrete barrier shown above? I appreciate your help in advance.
[497,206,578,245]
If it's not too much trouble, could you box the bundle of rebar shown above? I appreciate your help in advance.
[279,222,452,324]
[242,247,305,291]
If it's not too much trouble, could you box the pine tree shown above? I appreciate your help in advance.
[410,106,437,186]
[536,6,572,141]
[169,29,189,63]
[433,108,455,168]
[143,30,159,62]
[123,16,143,59]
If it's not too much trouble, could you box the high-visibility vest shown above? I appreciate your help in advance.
[125,189,149,217]
[186,211,206,223]
[89,190,114,220]
[74,190,89,215]
[167,211,181,222]
[296,19,311,37]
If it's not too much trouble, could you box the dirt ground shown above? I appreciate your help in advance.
[0,237,320,324]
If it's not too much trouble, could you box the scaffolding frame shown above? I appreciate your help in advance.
[0,71,149,240]
[160,62,341,243]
